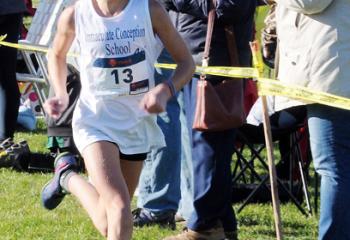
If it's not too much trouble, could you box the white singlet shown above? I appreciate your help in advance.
[72,0,165,154]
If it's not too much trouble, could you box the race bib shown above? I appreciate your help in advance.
[89,48,150,96]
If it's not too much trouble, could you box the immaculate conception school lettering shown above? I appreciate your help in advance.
[85,26,146,56]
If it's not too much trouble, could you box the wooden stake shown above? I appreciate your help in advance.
[261,95,283,240]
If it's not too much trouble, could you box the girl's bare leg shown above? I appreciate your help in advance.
[66,141,134,240]
[120,159,143,198]
[67,174,108,236]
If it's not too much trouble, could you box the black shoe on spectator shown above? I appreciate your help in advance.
[132,208,176,230]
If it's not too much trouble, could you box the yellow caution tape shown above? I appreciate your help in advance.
[2,35,350,110]
[0,34,49,53]
[155,63,259,79]
[249,40,264,76]
[257,78,350,110]
[0,34,78,57]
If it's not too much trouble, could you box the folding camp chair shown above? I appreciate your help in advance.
[16,0,76,115]
[231,105,313,216]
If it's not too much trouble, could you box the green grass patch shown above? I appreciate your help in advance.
[0,119,320,239]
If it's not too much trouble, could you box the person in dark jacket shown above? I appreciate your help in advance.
[0,0,26,143]
[162,1,256,239]
[45,66,83,170]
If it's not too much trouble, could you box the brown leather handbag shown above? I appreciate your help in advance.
[192,4,245,132]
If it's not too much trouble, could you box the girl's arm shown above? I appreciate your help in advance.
[45,6,76,119]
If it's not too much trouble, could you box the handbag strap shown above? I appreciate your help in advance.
[202,0,240,71]
[201,0,216,70]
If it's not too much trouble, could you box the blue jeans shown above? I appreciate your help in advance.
[307,104,350,240]
[177,91,194,220]
[137,50,194,214]
[183,77,237,232]
[137,97,181,213]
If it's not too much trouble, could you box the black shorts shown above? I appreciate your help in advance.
[119,152,147,161]
[106,141,147,161]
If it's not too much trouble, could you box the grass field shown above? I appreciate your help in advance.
[3,2,321,240]
[1,123,319,240]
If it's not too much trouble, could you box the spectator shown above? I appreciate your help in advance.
[275,1,350,239]
[40,0,194,240]
[46,66,83,169]
[133,3,195,230]
[0,0,26,144]
[133,48,194,229]
[163,0,257,239]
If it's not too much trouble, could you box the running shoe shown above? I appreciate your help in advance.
[41,152,77,210]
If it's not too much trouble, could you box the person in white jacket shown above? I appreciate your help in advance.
[275,0,350,239]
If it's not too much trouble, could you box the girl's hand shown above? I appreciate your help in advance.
[43,94,69,119]
[139,83,172,114]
